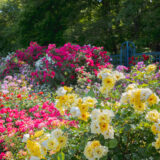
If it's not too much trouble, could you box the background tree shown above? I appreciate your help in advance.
[0,0,159,55]
[17,0,88,47]
[0,0,21,55]
[64,0,160,53]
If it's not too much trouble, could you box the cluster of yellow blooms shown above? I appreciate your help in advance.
[55,86,98,121]
[120,84,159,113]
[84,140,108,160]
[71,96,98,121]
[90,109,114,139]
[98,68,125,96]
[153,134,160,151]
[146,110,160,123]
[145,110,160,150]
[23,129,67,160]
[55,86,75,114]
[146,64,157,73]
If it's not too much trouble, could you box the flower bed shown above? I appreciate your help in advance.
[0,43,160,159]
[0,42,110,88]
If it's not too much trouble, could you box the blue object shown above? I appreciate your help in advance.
[120,41,136,66]
[110,41,160,66]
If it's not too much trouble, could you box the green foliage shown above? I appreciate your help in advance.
[0,62,160,159]
[65,0,160,53]
[17,0,84,47]
[0,0,21,55]
[0,0,159,54]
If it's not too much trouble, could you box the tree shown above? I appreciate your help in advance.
[17,0,86,48]
[0,0,159,54]
[0,0,21,55]
[64,0,160,53]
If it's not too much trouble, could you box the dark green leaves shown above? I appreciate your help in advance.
[108,139,118,148]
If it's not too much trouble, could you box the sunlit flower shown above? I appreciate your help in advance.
[146,64,157,72]
[70,107,81,117]
[146,110,159,122]
[56,87,67,96]
[47,138,59,150]
[147,93,159,106]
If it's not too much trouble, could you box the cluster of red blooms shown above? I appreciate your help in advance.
[31,43,110,85]
[15,42,46,64]
[1,42,45,77]
[129,54,150,65]
[142,54,149,61]
[0,101,77,134]
[129,56,138,65]
[1,42,110,86]
[0,92,77,158]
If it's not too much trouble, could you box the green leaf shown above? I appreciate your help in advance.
[97,99,101,105]
[122,136,127,144]
[147,143,153,151]
[124,124,131,132]
[108,139,118,148]
[57,152,65,160]
[86,88,95,97]
[139,84,148,87]
[112,154,123,160]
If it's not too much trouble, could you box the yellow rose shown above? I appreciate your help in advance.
[155,137,160,149]
[79,103,89,112]
[133,103,146,112]
[84,146,94,159]
[26,140,42,158]
[32,130,44,139]
[79,112,90,121]
[64,86,73,92]
[99,86,108,95]
[146,110,159,122]
[99,122,109,133]
[47,138,59,151]
[83,97,97,107]
[151,124,159,135]
[102,76,116,90]
[98,113,110,123]
[94,146,105,158]
[147,93,159,106]
[90,140,100,149]
[57,136,67,148]
[146,64,156,72]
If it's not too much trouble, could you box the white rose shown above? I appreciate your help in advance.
[22,134,30,142]
[51,128,63,138]
[56,87,67,96]
[30,156,40,160]
[70,107,81,117]
[140,88,153,101]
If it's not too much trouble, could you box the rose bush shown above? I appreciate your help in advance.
[0,42,160,159]
[0,42,110,88]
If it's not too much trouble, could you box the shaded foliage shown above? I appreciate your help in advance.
[0,0,159,55]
